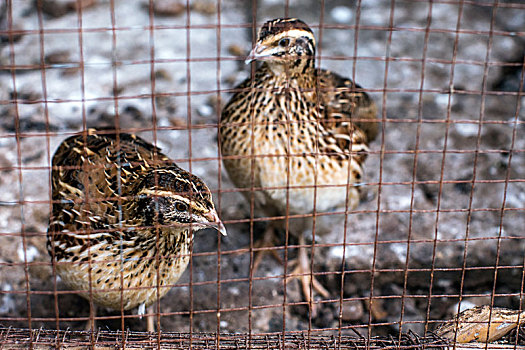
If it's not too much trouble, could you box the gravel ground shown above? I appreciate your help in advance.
[0,0,524,336]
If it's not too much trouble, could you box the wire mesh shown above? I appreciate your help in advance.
[0,0,524,348]
[0,327,450,349]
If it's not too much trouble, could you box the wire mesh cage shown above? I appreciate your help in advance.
[0,0,524,348]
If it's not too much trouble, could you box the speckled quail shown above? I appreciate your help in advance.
[220,18,377,308]
[47,131,226,330]
[437,305,525,343]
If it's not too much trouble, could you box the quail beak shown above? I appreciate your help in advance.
[203,209,227,236]
[245,43,269,64]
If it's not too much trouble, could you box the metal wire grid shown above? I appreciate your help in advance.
[1,328,525,349]
[0,327,450,349]
[0,0,524,348]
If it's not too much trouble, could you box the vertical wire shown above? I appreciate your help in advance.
[215,0,223,346]
[279,16,290,349]
[6,0,33,341]
[398,0,434,338]
[34,0,57,333]
[146,0,161,342]
[485,1,508,345]
[424,0,465,340]
[453,1,499,345]
[282,35,293,350]
[338,0,364,343]
[107,0,125,338]
[73,0,94,342]
[493,54,525,350]
[247,4,258,346]
[423,0,465,338]
[280,8,295,347]
[516,85,525,347]
[308,2,327,337]
[367,0,396,340]
[184,0,195,344]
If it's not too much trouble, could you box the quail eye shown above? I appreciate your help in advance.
[175,201,188,212]
[278,38,290,47]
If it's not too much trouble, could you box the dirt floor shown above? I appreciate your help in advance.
[0,0,524,337]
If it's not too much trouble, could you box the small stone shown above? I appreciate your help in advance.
[39,0,97,18]
[206,95,223,114]
[45,51,71,64]
[224,74,239,86]
[313,306,335,328]
[368,298,388,321]
[341,300,364,321]
[330,6,353,23]
[155,68,172,81]
[60,66,80,76]
[148,0,186,17]
[0,153,12,171]
[0,3,24,44]
[155,95,177,113]
[122,105,143,121]
[169,117,187,128]
[228,44,245,57]
[191,0,216,15]
[197,104,213,118]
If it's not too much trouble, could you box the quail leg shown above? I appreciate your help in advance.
[146,307,155,333]
[251,222,283,273]
[138,303,156,332]
[86,304,97,331]
[287,235,330,314]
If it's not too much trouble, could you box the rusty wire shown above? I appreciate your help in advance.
[0,327,454,349]
[0,0,524,348]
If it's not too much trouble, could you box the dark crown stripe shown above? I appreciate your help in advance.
[258,18,313,42]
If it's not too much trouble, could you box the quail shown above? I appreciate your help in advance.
[47,131,226,331]
[220,18,377,308]
[437,305,525,343]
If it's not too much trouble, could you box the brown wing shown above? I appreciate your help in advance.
[437,305,525,343]
[51,132,170,202]
[47,132,171,256]
[317,69,378,144]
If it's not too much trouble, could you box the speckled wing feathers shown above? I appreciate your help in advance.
[47,132,213,310]
[317,69,378,144]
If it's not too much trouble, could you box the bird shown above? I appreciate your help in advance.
[437,305,525,343]
[47,130,226,331]
[220,18,377,310]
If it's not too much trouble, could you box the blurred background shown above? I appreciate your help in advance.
[0,0,524,336]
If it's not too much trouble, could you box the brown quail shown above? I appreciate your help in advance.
[437,305,525,343]
[47,130,226,331]
[220,18,377,309]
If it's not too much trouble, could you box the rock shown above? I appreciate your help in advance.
[169,117,187,128]
[38,0,97,18]
[197,104,213,118]
[148,0,186,17]
[155,68,172,81]
[191,0,216,15]
[313,305,335,328]
[0,3,24,44]
[368,298,388,321]
[330,6,353,23]
[341,300,364,321]
[44,51,71,64]
[228,44,245,57]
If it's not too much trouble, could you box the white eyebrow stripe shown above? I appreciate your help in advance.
[139,189,189,201]
[136,189,209,212]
